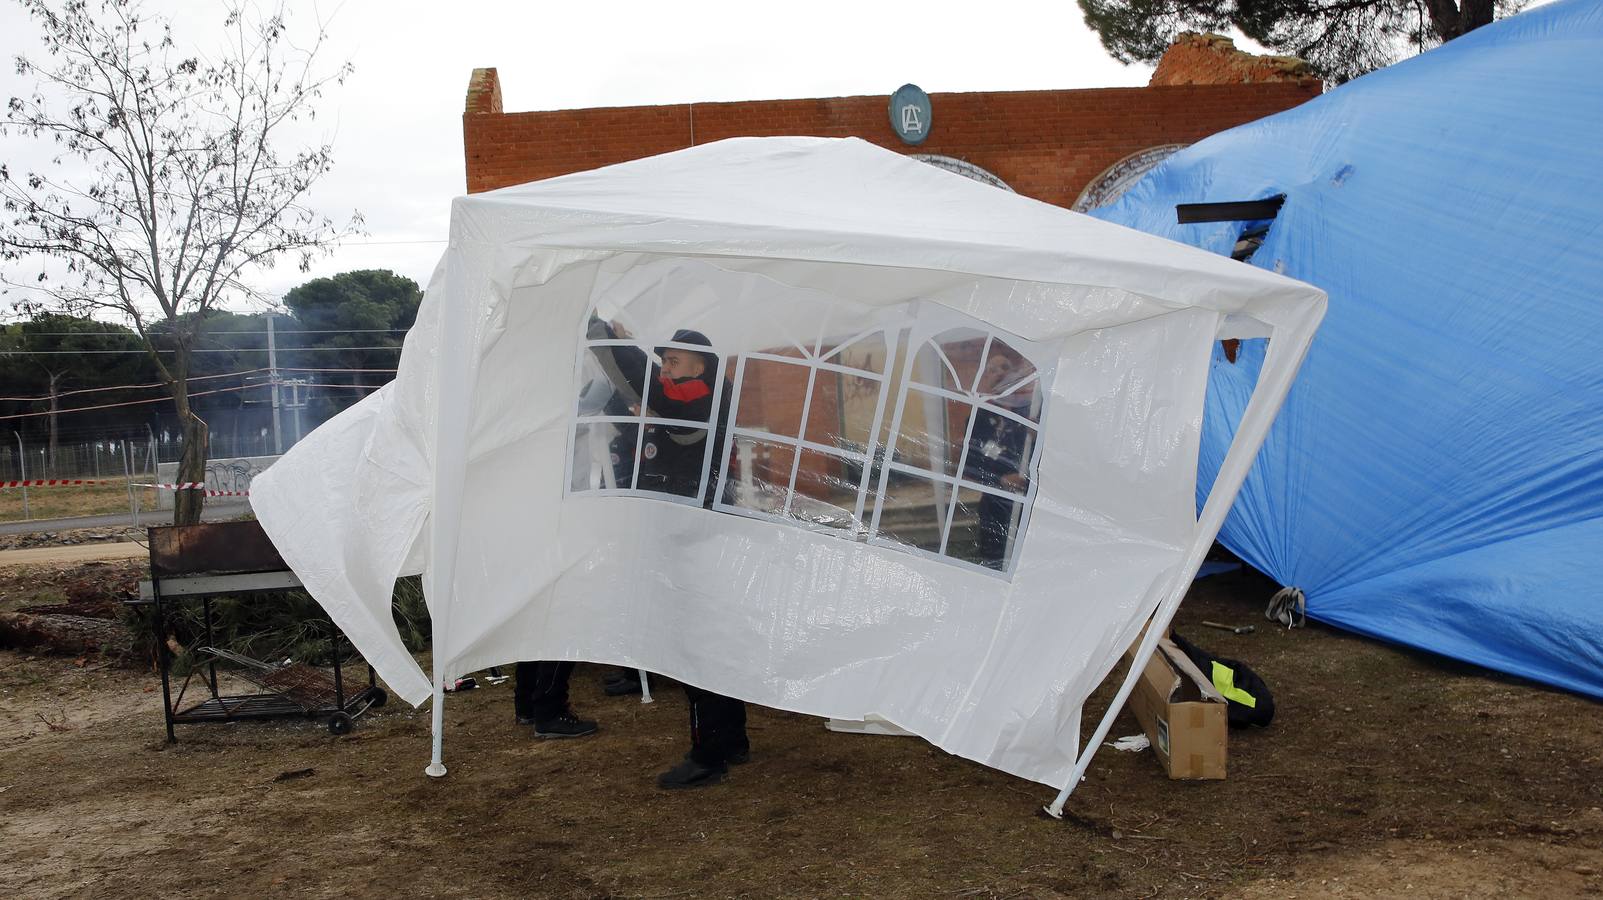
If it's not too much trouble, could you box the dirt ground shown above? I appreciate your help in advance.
[0,525,145,553]
[0,541,148,566]
[1,557,1600,899]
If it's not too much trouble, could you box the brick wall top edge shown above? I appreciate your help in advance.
[463,80,1317,121]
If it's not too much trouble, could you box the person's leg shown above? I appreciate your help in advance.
[602,666,642,696]
[660,684,748,788]
[513,661,539,723]
[688,686,740,765]
[975,492,1011,569]
[526,660,575,720]
[728,698,749,762]
[521,661,597,738]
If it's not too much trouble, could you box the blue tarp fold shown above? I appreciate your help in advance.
[1096,0,1603,699]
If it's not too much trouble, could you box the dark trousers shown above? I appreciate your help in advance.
[685,684,748,766]
[514,661,575,720]
[976,492,1014,569]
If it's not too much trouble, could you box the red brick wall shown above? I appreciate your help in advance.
[463,73,1318,206]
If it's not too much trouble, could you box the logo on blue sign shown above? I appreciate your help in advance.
[889,84,932,146]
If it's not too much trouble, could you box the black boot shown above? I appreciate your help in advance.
[533,708,598,739]
[602,670,643,696]
[656,754,727,789]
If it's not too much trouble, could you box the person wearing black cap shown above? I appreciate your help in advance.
[586,318,725,497]
[586,318,751,788]
[639,327,721,496]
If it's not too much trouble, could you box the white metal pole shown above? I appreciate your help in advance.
[424,246,477,779]
[291,380,304,445]
[1045,303,1325,819]
[14,431,29,520]
[131,439,142,526]
[426,675,448,778]
[122,440,138,526]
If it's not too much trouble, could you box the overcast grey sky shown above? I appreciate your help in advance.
[1,0,1163,317]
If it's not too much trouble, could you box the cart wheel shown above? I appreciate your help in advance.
[328,712,355,736]
[368,687,388,709]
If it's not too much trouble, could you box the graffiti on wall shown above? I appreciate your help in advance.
[155,455,279,509]
[207,457,270,493]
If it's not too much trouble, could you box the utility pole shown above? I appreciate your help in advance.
[268,315,283,454]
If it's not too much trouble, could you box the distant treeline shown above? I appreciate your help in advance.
[0,270,421,448]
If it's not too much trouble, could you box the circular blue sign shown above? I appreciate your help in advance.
[889,84,932,146]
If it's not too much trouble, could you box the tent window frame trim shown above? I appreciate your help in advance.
[710,322,899,539]
[865,305,1055,578]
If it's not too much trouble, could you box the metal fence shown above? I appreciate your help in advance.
[1,434,282,524]
[0,438,159,483]
[0,429,282,482]
[0,436,159,524]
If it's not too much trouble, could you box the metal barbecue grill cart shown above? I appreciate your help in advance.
[129,521,386,740]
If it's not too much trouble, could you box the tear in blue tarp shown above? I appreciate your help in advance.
[1095,0,1603,700]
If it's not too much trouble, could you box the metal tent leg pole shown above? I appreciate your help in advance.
[1044,664,1142,818]
[203,597,220,700]
[331,623,346,709]
[154,586,176,743]
[1046,310,1325,819]
[425,676,447,777]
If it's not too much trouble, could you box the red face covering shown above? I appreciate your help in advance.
[656,375,710,403]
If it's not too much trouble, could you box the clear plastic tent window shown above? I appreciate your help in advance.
[565,262,1052,576]
[248,137,1324,808]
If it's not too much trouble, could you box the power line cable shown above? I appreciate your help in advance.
[0,368,268,403]
[2,366,394,406]
[244,328,409,334]
[288,382,385,391]
[0,385,251,421]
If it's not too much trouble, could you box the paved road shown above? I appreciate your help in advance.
[0,501,252,536]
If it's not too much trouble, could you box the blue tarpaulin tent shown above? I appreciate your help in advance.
[1095,0,1603,699]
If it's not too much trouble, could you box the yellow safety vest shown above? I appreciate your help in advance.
[1211,661,1257,708]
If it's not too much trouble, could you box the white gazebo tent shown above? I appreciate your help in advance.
[251,137,1324,813]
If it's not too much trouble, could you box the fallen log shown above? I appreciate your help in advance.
[0,610,137,658]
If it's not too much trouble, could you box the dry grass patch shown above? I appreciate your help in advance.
[0,479,160,522]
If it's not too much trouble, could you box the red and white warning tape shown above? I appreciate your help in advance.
[1,478,117,488]
[1,478,248,497]
[135,483,251,497]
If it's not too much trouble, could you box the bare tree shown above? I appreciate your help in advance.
[1,0,360,523]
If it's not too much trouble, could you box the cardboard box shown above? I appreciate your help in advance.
[1125,636,1228,779]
